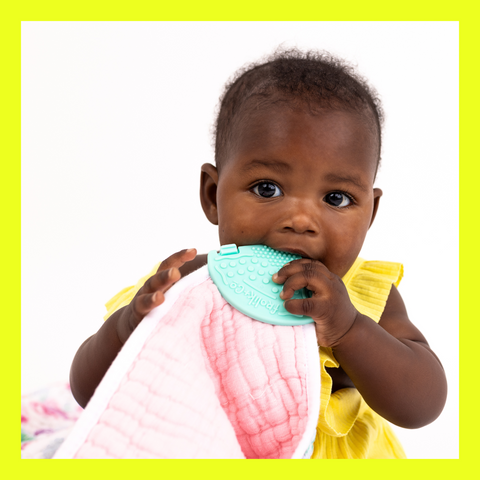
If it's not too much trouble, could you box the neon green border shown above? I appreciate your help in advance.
[9,2,464,477]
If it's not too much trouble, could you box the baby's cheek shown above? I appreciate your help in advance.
[221,212,266,244]
[218,221,254,246]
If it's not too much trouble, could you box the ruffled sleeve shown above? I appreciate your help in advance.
[315,257,404,438]
[103,262,161,320]
[342,257,403,323]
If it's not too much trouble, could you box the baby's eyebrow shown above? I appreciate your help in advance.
[241,159,293,174]
[324,173,369,192]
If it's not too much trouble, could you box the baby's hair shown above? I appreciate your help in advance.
[214,48,384,174]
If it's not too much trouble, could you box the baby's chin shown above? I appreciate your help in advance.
[330,259,360,279]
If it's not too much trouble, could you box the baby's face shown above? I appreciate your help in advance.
[208,107,381,278]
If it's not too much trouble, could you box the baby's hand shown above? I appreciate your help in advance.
[273,259,358,348]
[116,248,197,343]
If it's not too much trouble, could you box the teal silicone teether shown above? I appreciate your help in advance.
[207,244,314,326]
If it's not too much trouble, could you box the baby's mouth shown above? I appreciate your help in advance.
[275,247,311,259]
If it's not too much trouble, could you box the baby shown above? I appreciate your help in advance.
[70,49,447,458]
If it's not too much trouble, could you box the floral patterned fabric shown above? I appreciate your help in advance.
[21,382,83,459]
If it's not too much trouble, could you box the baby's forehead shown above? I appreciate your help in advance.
[226,105,379,178]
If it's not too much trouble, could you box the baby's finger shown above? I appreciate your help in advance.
[272,259,314,283]
[273,259,332,285]
[132,290,166,319]
[283,297,323,319]
[143,267,181,294]
[158,248,197,272]
[279,268,328,300]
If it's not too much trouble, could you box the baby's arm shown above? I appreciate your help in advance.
[70,249,207,408]
[274,259,447,429]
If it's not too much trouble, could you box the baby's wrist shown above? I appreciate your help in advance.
[330,311,371,352]
[314,304,359,348]
[330,310,360,348]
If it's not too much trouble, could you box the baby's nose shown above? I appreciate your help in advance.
[282,200,319,235]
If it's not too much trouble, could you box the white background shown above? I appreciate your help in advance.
[21,21,458,458]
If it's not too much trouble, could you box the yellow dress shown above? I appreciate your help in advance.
[104,257,406,459]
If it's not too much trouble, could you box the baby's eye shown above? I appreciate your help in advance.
[252,182,282,198]
[324,192,352,208]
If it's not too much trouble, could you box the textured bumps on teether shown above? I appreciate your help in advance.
[207,244,314,326]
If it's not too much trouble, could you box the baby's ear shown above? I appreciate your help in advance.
[369,188,383,228]
[200,163,219,225]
